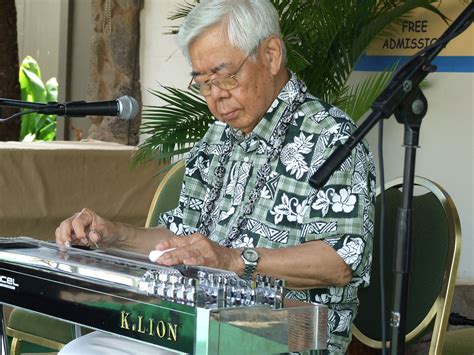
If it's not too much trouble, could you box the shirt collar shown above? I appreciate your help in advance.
[228,71,300,151]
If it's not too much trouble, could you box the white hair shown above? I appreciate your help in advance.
[177,0,286,63]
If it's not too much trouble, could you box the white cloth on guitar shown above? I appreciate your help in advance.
[58,331,182,355]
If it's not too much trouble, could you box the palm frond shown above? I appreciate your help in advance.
[281,0,447,106]
[167,1,198,21]
[132,86,213,166]
[164,0,199,35]
[345,65,397,120]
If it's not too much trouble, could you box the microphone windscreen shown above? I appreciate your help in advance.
[117,96,140,120]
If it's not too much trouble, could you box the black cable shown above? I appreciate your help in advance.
[449,312,474,326]
[0,109,37,122]
[378,119,387,354]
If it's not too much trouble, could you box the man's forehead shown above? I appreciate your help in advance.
[190,61,234,77]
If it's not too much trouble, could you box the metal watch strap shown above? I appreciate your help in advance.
[240,248,259,280]
[242,262,257,280]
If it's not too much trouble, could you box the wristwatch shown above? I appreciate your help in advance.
[240,248,260,280]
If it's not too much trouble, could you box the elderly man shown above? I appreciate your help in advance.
[57,0,375,354]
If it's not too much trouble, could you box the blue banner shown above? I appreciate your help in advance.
[355,55,474,73]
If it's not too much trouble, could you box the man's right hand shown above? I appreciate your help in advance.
[55,208,115,248]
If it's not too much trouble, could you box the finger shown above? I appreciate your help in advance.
[55,226,68,246]
[88,230,101,246]
[81,208,97,229]
[159,232,208,250]
[56,215,78,246]
[182,256,206,266]
[155,236,192,251]
[157,252,182,266]
[157,246,195,266]
[70,209,94,241]
[149,248,176,262]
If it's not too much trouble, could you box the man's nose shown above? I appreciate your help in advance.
[209,84,231,100]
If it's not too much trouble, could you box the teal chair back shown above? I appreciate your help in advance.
[145,160,185,227]
[353,176,461,354]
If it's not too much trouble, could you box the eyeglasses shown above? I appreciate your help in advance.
[187,55,250,96]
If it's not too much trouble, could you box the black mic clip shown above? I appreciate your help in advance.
[37,101,88,117]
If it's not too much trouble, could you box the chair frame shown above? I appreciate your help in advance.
[7,326,66,355]
[353,176,462,354]
[145,160,185,228]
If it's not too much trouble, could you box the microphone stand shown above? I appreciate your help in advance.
[0,98,48,111]
[309,4,473,354]
[0,98,48,122]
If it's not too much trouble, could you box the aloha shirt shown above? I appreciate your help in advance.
[160,72,376,354]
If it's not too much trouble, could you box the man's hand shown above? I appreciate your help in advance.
[55,208,114,247]
[152,233,243,274]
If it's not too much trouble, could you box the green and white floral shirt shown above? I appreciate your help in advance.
[160,73,376,353]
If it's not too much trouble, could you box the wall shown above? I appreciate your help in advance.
[15,0,63,86]
[140,0,189,114]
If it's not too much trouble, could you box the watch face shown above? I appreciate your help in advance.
[243,248,259,262]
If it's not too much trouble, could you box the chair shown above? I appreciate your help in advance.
[6,311,79,354]
[145,160,185,228]
[5,160,185,354]
[443,328,474,354]
[352,176,462,354]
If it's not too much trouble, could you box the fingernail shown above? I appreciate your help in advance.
[64,241,71,247]
[89,237,99,249]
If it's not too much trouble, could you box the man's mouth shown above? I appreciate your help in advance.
[221,110,238,121]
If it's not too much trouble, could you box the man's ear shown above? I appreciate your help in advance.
[263,36,284,75]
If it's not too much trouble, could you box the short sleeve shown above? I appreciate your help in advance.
[302,107,376,283]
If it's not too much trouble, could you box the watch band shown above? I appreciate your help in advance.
[242,262,257,280]
[240,248,260,280]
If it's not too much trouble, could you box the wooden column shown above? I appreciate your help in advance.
[87,0,143,145]
[0,0,20,141]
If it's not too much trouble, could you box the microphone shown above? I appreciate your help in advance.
[37,96,140,120]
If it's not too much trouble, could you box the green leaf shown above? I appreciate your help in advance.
[20,114,41,141]
[19,67,46,103]
[36,118,57,141]
[45,77,59,102]
[18,56,58,141]
[345,65,396,120]
[133,85,213,166]
[20,56,42,79]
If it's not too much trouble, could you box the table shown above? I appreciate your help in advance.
[0,140,162,241]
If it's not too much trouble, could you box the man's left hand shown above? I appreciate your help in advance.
[152,233,243,274]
